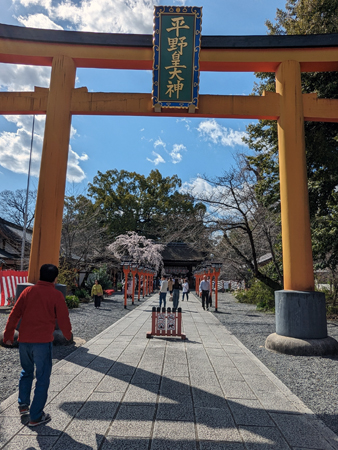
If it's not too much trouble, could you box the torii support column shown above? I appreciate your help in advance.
[214,270,219,312]
[137,272,141,301]
[131,268,137,305]
[146,274,149,296]
[28,55,76,283]
[266,60,338,356]
[123,267,129,309]
[142,274,145,298]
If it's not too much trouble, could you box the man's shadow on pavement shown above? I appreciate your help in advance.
[23,345,334,450]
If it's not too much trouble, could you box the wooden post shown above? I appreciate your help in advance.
[215,271,219,312]
[146,274,149,295]
[131,268,137,305]
[196,275,200,295]
[276,60,314,291]
[138,271,141,301]
[123,267,129,309]
[209,272,212,305]
[142,274,145,298]
[28,55,76,283]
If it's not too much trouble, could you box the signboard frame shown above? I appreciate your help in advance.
[152,6,202,109]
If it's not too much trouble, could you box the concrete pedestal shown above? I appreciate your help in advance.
[265,290,338,356]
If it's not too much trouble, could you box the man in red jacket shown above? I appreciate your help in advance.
[4,264,72,427]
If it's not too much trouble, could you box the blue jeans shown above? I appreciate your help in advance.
[182,292,189,301]
[159,292,167,310]
[18,342,53,421]
[172,289,180,310]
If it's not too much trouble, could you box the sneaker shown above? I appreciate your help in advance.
[207,307,209,311]
[19,405,29,416]
[28,413,51,427]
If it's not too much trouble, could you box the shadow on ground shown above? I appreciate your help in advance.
[6,346,333,449]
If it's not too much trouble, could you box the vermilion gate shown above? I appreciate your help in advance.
[1,22,338,353]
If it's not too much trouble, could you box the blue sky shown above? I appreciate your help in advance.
[0,0,287,197]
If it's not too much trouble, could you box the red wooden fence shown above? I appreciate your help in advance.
[0,270,28,306]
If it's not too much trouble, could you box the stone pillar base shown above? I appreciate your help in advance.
[266,333,338,356]
[275,290,327,338]
[265,290,338,356]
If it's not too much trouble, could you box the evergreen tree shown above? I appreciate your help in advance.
[88,168,205,241]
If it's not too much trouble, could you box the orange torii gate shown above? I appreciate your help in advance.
[1,22,338,354]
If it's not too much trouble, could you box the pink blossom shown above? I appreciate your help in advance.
[108,232,164,271]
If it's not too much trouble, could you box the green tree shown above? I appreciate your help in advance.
[85,265,112,291]
[61,194,107,269]
[312,191,338,305]
[88,169,203,240]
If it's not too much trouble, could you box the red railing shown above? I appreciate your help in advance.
[146,307,186,340]
[0,270,28,306]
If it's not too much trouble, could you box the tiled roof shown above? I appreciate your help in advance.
[161,243,205,263]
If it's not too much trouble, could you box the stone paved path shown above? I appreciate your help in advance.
[1,294,338,449]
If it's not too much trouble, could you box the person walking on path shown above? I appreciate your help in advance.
[172,278,181,310]
[168,277,173,295]
[199,275,211,310]
[182,278,189,301]
[91,279,103,308]
[159,275,168,310]
[3,264,72,427]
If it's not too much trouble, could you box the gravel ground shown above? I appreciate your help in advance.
[1,290,338,438]
[207,291,338,436]
[0,293,141,405]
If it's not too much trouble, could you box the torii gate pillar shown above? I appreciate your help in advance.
[28,55,76,283]
[266,61,337,356]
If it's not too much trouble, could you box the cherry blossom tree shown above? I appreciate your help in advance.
[108,231,164,271]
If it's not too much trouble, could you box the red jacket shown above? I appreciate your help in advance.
[4,280,72,343]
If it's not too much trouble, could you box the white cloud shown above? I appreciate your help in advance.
[0,115,87,183]
[17,13,64,30]
[181,177,213,196]
[70,125,78,139]
[197,119,247,147]
[176,118,191,131]
[154,137,166,149]
[19,0,53,9]
[170,143,186,164]
[57,0,156,33]
[0,64,51,91]
[14,0,158,34]
[152,138,186,164]
[67,147,88,182]
[147,151,165,166]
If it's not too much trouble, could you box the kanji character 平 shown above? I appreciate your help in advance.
[166,16,190,37]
